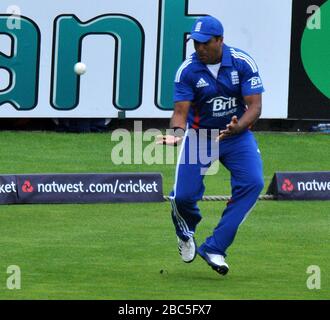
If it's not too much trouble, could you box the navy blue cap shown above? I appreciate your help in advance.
[189,16,224,43]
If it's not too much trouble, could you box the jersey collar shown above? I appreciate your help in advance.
[221,44,232,67]
[193,43,232,70]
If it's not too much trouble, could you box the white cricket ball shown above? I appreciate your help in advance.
[74,62,87,75]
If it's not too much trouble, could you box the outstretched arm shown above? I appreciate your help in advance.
[156,101,191,146]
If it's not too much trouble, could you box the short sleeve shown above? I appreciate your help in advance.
[173,64,195,102]
[174,81,194,102]
[239,56,265,96]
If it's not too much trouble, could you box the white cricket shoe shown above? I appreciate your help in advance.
[198,244,229,275]
[177,237,197,263]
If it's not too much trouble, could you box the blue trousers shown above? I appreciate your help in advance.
[170,129,264,257]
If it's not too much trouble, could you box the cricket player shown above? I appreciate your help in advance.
[158,16,264,275]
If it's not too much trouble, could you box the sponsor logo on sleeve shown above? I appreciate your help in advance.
[248,76,263,89]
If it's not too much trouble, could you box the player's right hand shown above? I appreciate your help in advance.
[156,135,183,146]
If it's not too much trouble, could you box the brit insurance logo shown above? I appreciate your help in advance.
[207,96,237,112]
[281,178,294,192]
[248,76,263,89]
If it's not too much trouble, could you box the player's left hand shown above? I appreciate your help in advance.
[216,116,242,141]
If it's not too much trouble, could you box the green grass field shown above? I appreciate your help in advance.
[0,131,329,300]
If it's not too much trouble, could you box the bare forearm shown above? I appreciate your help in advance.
[170,111,187,129]
[237,103,261,130]
[170,101,190,129]
[156,101,190,146]
[218,94,262,140]
[238,94,262,130]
